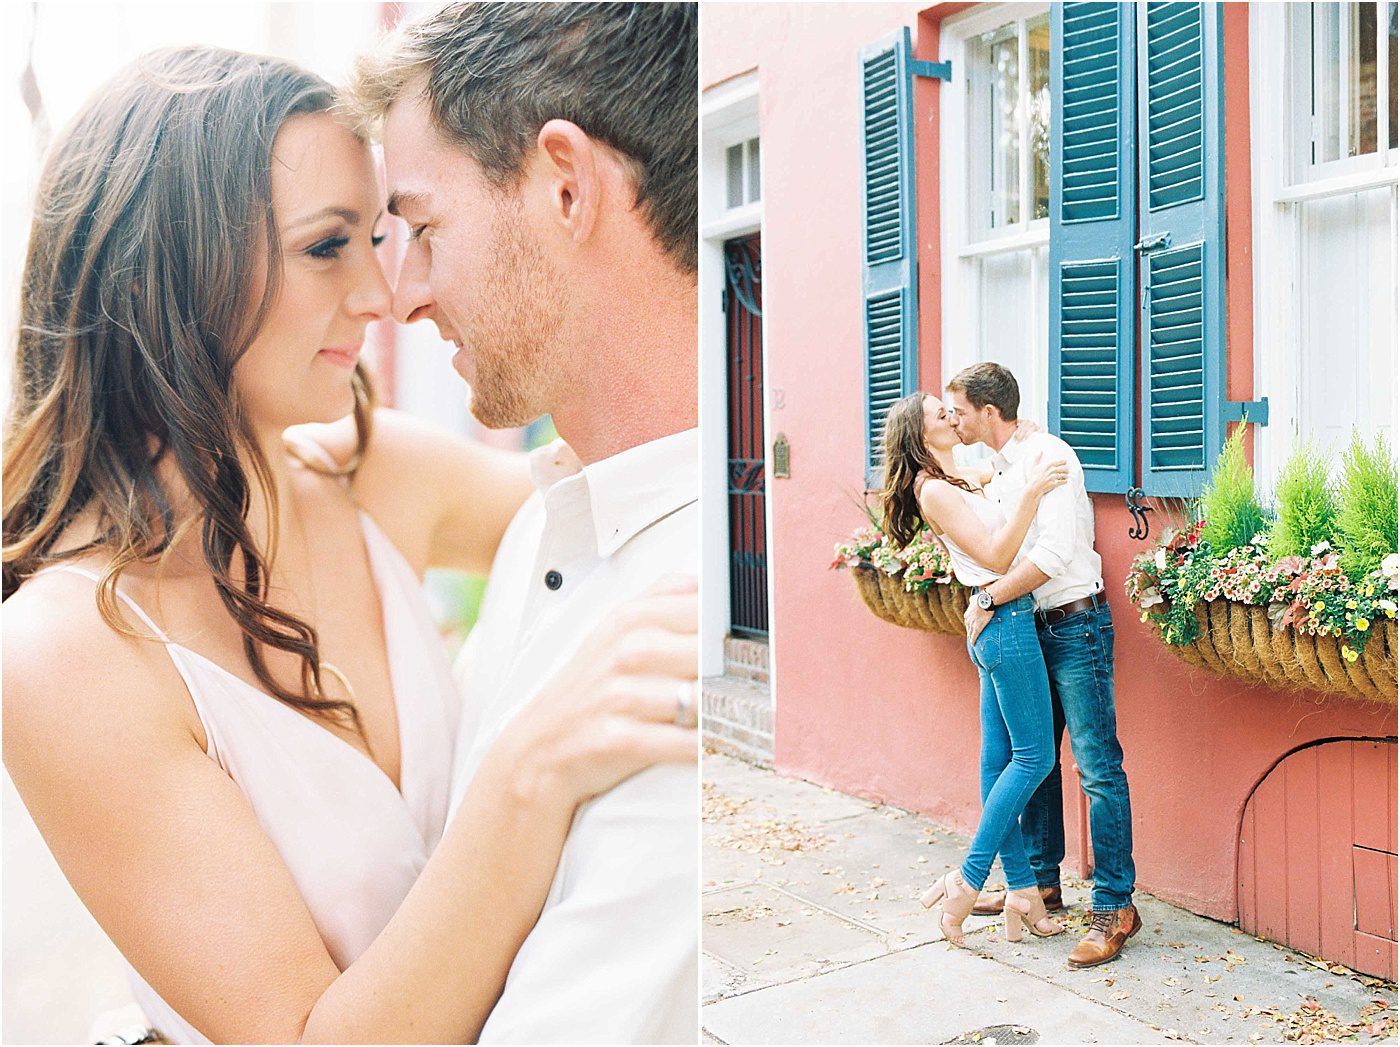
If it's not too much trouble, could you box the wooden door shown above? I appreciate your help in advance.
[1238,738,1397,979]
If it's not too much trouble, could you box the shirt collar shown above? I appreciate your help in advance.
[527,427,699,558]
[990,432,1034,472]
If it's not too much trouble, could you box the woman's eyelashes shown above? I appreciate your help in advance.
[306,230,387,260]
[307,235,350,260]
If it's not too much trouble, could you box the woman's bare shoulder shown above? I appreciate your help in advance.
[2,573,202,753]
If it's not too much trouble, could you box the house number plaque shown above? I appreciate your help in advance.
[772,433,790,478]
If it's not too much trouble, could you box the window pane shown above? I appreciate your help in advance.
[1028,14,1051,221]
[977,250,1033,389]
[726,143,743,209]
[1351,2,1379,155]
[970,21,1021,233]
[1312,3,1342,163]
[747,137,761,203]
[1298,187,1396,460]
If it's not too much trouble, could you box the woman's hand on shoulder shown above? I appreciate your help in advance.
[288,408,533,577]
[1011,418,1043,441]
[492,575,698,808]
[1023,450,1070,499]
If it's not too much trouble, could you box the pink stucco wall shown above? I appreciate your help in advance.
[704,1,1397,923]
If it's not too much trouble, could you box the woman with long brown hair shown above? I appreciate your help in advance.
[878,390,1067,948]
[2,47,695,1044]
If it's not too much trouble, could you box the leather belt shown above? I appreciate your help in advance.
[1035,591,1106,628]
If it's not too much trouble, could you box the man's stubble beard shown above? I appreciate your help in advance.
[463,201,567,430]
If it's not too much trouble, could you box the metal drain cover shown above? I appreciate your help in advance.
[942,1025,1039,1045]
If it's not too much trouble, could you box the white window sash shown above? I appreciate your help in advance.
[1292,2,1399,187]
[1251,4,1400,492]
[939,1,1051,419]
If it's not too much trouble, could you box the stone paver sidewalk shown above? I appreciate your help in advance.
[703,752,1398,1046]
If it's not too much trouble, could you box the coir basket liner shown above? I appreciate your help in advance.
[1167,600,1397,704]
[851,563,969,636]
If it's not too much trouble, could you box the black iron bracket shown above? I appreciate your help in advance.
[1126,487,1153,541]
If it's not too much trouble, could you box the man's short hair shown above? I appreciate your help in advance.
[946,362,1020,421]
[346,2,697,272]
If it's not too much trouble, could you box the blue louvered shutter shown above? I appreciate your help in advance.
[860,29,919,488]
[1049,2,1138,494]
[1136,2,1226,497]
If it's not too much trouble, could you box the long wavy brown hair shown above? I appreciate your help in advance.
[879,392,976,549]
[3,47,375,725]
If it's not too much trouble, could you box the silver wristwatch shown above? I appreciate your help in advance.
[976,589,996,611]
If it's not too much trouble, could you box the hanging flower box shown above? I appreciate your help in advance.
[833,524,969,636]
[1164,596,1398,704]
[1125,425,1399,705]
[850,561,970,634]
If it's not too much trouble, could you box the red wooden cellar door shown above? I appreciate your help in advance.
[1238,738,1397,979]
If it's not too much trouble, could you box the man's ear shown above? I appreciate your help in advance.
[536,118,600,245]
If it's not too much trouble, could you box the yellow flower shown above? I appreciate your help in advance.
[1356,617,1370,631]
[1346,600,1358,610]
[1313,600,1326,611]
[1342,645,1358,662]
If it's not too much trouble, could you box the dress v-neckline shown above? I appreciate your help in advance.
[162,511,407,801]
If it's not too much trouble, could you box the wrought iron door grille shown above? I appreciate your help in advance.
[724,234,768,638]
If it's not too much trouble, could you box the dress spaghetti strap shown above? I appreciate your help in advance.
[27,564,171,643]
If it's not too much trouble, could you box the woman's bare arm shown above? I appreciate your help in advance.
[3,577,694,1044]
[918,459,1065,574]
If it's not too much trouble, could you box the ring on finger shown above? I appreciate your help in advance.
[674,680,698,727]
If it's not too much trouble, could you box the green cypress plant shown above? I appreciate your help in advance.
[1335,430,1398,579]
[1266,438,1338,561]
[1199,426,1268,554]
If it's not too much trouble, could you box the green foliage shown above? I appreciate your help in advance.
[1266,439,1338,561]
[1199,427,1267,554]
[1335,430,1398,579]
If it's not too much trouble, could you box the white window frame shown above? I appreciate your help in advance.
[1250,3,1400,492]
[939,2,1052,434]
[1286,2,1398,187]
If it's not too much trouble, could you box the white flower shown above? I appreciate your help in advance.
[1382,552,1400,591]
[1155,548,1168,572]
[1311,540,1332,556]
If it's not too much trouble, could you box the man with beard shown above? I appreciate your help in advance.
[945,362,1138,970]
[348,3,698,1041]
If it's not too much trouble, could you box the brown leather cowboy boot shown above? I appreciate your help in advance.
[1067,904,1141,968]
[972,884,1063,916]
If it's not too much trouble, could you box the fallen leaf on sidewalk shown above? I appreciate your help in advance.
[1110,991,1131,1001]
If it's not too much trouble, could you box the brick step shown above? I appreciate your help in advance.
[722,636,770,684]
[702,674,773,768]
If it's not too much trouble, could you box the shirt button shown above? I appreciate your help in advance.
[544,569,563,591]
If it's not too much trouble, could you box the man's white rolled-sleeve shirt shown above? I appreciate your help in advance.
[451,427,698,1045]
[985,431,1104,611]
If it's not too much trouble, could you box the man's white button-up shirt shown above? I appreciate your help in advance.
[451,426,699,1045]
[985,430,1104,612]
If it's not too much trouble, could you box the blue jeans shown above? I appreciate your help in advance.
[960,593,1055,893]
[1019,601,1136,911]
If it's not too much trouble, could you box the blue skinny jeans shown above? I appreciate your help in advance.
[960,593,1056,892]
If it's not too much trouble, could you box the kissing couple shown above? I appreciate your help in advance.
[3,3,698,1044]
[878,362,1139,968]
